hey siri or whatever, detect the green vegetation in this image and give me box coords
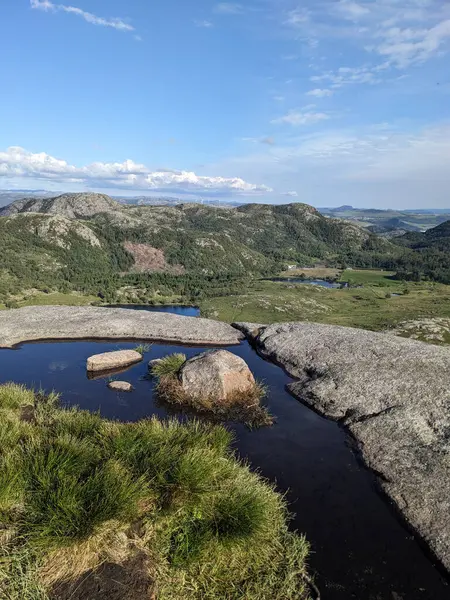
[151,354,272,428]
[0,197,400,306]
[133,343,152,356]
[2,194,450,317]
[200,275,450,337]
[0,383,309,600]
[339,269,398,286]
[151,353,187,378]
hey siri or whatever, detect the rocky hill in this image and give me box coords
[0,192,119,219]
[0,192,398,303]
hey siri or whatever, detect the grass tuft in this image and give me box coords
[22,438,147,551]
[133,343,152,356]
[151,353,187,378]
[0,383,35,410]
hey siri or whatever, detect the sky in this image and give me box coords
[1,0,450,208]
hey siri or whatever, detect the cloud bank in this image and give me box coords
[0,147,271,196]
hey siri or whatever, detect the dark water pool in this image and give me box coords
[105,304,200,317]
[267,277,343,288]
[0,339,448,599]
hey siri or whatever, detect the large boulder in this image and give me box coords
[87,350,142,372]
[179,350,255,401]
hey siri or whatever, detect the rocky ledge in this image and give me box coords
[0,306,243,347]
[234,321,450,573]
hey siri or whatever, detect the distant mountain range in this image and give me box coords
[1,192,448,228]
[320,205,450,234]
[0,190,241,209]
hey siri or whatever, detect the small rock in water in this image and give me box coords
[148,359,163,370]
[87,350,143,372]
[108,381,133,392]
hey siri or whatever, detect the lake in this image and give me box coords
[267,277,344,288]
[105,304,200,317]
[0,334,448,598]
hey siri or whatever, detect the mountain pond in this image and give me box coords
[266,277,344,287]
[0,305,448,599]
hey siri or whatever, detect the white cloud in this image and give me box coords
[310,64,388,88]
[335,1,370,20]
[214,3,243,15]
[285,7,310,27]
[209,121,450,208]
[272,110,330,126]
[280,0,450,78]
[284,191,298,197]
[194,19,214,28]
[30,0,134,32]
[375,19,450,67]
[0,147,271,196]
[307,88,334,97]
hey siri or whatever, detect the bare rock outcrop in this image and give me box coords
[0,306,243,348]
[234,320,450,572]
[179,350,255,402]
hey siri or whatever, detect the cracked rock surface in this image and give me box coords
[234,320,450,572]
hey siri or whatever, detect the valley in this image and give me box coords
[1,192,450,343]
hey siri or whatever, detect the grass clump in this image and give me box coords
[151,353,187,377]
[133,343,152,355]
[0,383,311,600]
[152,354,273,428]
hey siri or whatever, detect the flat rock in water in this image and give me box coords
[234,320,450,572]
[87,350,142,372]
[0,306,243,347]
[179,349,255,401]
[107,380,133,392]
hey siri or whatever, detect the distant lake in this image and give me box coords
[106,304,200,317]
[267,277,343,288]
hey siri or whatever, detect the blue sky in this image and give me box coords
[1,0,449,208]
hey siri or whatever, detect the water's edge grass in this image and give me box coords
[0,383,311,600]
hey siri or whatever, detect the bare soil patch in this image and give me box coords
[124,242,184,274]
[50,554,155,600]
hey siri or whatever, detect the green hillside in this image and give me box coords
[392,220,450,284]
[0,194,398,304]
